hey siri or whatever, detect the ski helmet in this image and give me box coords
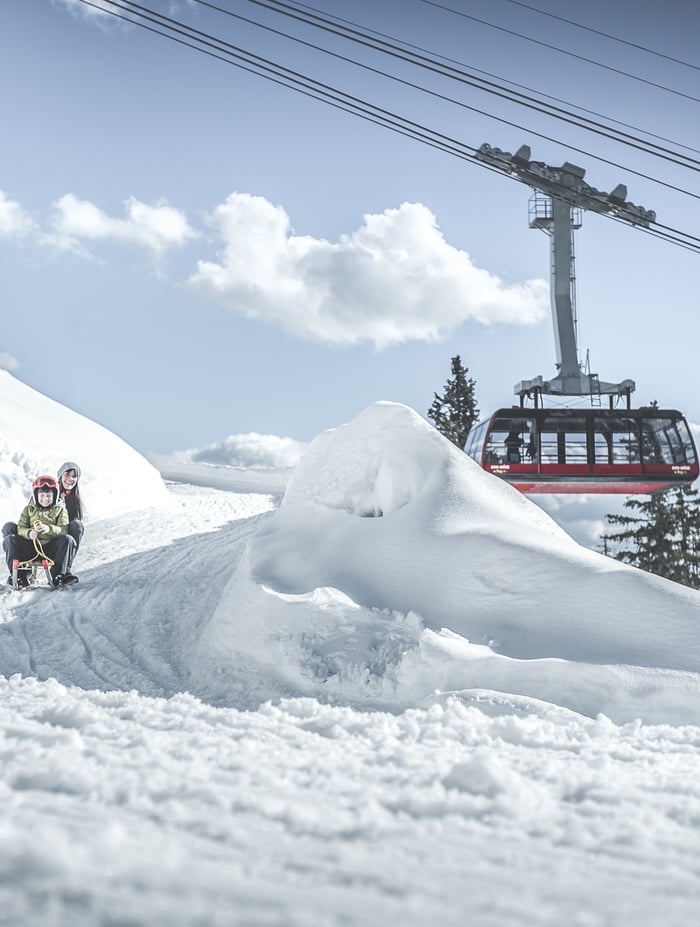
[33,475,58,507]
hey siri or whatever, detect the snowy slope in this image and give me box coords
[1,379,698,724]
[0,369,168,522]
[1,378,700,926]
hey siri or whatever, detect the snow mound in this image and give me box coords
[283,401,570,539]
[0,370,168,521]
[199,402,700,723]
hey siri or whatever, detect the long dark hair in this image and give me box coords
[57,464,84,521]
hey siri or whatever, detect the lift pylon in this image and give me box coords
[475,143,655,405]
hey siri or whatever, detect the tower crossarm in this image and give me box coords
[476,143,656,228]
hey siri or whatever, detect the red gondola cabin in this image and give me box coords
[464,407,698,494]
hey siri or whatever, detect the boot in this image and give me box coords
[54,573,79,588]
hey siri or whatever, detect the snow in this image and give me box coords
[0,370,167,521]
[1,372,700,926]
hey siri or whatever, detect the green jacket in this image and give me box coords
[18,501,69,540]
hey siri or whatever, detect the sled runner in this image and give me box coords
[8,535,79,591]
[10,556,54,591]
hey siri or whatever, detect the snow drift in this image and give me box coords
[200,401,700,723]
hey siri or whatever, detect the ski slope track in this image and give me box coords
[0,486,275,702]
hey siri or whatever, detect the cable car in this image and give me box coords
[465,144,699,495]
[465,407,698,494]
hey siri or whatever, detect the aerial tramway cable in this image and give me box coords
[76,0,700,254]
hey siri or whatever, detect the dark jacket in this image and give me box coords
[61,489,81,522]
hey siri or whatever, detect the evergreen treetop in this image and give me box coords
[427,355,479,449]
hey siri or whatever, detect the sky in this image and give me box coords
[1,0,698,461]
[1,372,700,925]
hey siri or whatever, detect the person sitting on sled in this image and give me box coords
[3,476,78,588]
[57,461,84,556]
[3,460,85,558]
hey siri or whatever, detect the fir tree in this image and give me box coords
[670,486,700,587]
[427,355,479,448]
[601,485,700,588]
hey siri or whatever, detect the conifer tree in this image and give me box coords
[669,485,700,587]
[427,355,479,448]
[601,485,700,588]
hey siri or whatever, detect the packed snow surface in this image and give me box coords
[1,373,699,926]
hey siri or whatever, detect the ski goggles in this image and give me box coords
[34,477,58,490]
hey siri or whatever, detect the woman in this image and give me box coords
[57,461,85,554]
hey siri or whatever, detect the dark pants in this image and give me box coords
[3,520,83,556]
[4,532,76,579]
[67,519,84,549]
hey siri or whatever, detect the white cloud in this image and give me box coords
[48,194,198,257]
[181,433,307,469]
[51,0,126,26]
[0,191,34,238]
[53,0,194,28]
[0,353,19,373]
[189,194,549,348]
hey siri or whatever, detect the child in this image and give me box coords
[3,476,78,588]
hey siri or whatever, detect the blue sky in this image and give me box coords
[1,0,698,456]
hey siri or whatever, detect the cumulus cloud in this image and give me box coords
[0,191,34,238]
[0,353,20,373]
[189,194,549,348]
[182,433,307,469]
[48,194,197,257]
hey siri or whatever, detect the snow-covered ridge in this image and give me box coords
[0,370,168,522]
